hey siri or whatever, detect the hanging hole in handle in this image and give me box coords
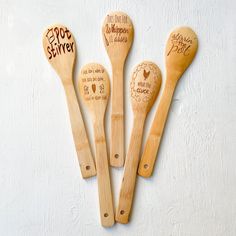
[114,154,119,159]
[120,210,125,215]
[144,164,149,169]
[85,165,91,170]
[104,213,109,217]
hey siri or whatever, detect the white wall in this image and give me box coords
[0,0,235,235]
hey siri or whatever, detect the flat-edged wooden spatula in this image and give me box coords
[42,24,96,179]
[138,26,198,178]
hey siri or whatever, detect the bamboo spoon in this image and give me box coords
[138,27,198,178]
[116,61,162,223]
[102,12,134,167]
[78,63,114,227]
[42,24,96,178]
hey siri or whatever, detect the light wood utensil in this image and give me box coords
[138,26,198,178]
[116,61,162,223]
[78,63,114,227]
[42,24,96,179]
[102,12,134,167]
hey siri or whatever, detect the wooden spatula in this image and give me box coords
[78,63,114,227]
[138,26,198,178]
[116,61,162,223]
[42,24,96,179]
[102,12,134,167]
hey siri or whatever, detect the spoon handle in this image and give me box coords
[94,120,114,227]
[110,64,125,167]
[64,82,96,178]
[116,114,146,223]
[138,79,176,177]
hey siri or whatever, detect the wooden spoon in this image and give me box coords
[116,61,162,223]
[42,24,96,178]
[102,11,134,167]
[138,26,198,178]
[78,63,114,227]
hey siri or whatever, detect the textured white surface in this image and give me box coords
[0,0,236,235]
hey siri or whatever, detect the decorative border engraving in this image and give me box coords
[131,62,159,103]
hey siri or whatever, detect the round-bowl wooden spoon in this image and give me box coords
[102,11,134,167]
[42,24,96,179]
[78,63,114,227]
[116,61,162,223]
[138,26,198,177]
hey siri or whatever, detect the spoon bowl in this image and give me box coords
[130,62,162,113]
[102,11,134,62]
[78,63,110,117]
[166,26,198,80]
[43,24,76,83]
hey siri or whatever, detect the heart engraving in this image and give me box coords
[92,84,96,93]
[143,69,150,79]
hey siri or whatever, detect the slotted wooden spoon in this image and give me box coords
[78,63,114,227]
[138,26,198,177]
[42,24,96,178]
[102,11,134,167]
[116,61,162,223]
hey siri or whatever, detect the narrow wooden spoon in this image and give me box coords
[102,12,134,167]
[78,63,114,227]
[42,24,96,178]
[138,27,198,178]
[116,61,162,223]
